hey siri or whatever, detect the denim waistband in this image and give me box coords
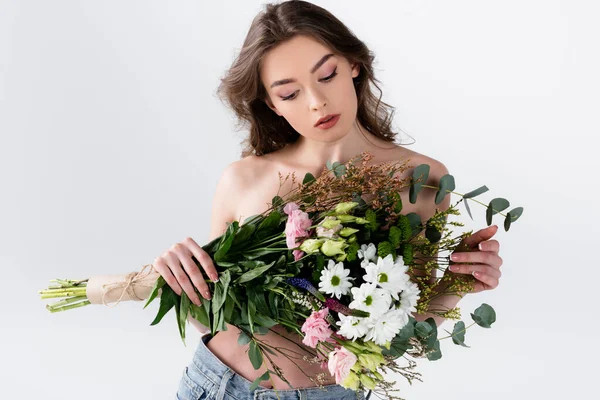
[190,332,365,400]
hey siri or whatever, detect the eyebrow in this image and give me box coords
[269,53,335,89]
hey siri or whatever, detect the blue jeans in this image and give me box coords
[176,332,366,399]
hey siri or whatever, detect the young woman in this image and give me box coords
[152,1,504,399]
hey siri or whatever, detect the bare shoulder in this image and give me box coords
[391,147,451,218]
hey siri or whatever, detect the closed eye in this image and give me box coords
[280,67,338,101]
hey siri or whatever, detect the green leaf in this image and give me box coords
[435,174,455,205]
[189,302,210,328]
[463,185,489,199]
[504,212,512,231]
[471,303,496,328]
[425,223,442,243]
[489,198,510,215]
[486,203,493,225]
[248,300,256,333]
[333,163,347,178]
[463,198,474,220]
[237,330,252,345]
[236,260,276,284]
[150,286,177,326]
[173,292,185,346]
[212,270,231,314]
[253,313,278,328]
[303,173,316,185]
[382,319,414,359]
[179,292,190,344]
[409,164,430,204]
[224,292,235,321]
[257,211,281,233]
[214,221,239,262]
[248,341,263,369]
[415,321,433,338]
[405,212,421,236]
[507,206,523,222]
[271,195,284,208]
[232,223,256,247]
[426,340,442,361]
[250,370,270,391]
[448,321,470,347]
[144,275,166,309]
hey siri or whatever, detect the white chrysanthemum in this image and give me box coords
[318,259,354,299]
[363,254,410,300]
[364,307,410,345]
[357,243,377,262]
[336,313,372,341]
[349,282,391,319]
[398,280,421,314]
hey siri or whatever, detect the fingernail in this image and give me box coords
[212,276,219,283]
[449,265,459,272]
[451,254,460,261]
[478,242,484,251]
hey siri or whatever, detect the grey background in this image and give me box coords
[1,0,597,398]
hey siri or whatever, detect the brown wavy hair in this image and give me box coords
[217,0,412,158]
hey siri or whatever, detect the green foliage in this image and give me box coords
[382,317,415,359]
[365,209,378,230]
[471,303,496,328]
[435,174,455,205]
[409,164,430,204]
[377,241,393,258]
[388,226,402,248]
[144,275,165,309]
[248,341,263,369]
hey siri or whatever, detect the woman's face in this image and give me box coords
[260,35,360,143]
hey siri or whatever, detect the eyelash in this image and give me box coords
[280,68,338,101]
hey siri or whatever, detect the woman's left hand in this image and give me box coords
[446,224,503,294]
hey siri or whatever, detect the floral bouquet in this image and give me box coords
[39,152,523,399]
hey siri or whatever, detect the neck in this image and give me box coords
[288,119,396,169]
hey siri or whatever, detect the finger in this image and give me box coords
[184,237,219,282]
[461,225,499,250]
[165,251,205,303]
[153,257,182,296]
[448,263,501,280]
[174,246,212,302]
[478,239,500,253]
[472,270,499,290]
[450,251,503,268]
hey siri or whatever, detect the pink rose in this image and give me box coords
[285,208,312,249]
[283,202,300,215]
[301,308,334,348]
[327,346,357,384]
[293,249,305,261]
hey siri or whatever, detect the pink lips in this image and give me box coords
[315,114,340,129]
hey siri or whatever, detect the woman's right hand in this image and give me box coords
[152,237,219,306]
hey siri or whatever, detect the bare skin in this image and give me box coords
[152,34,455,391]
[155,33,505,393]
[204,141,444,390]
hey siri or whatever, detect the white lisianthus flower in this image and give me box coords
[398,280,421,314]
[357,243,377,262]
[364,307,410,345]
[363,254,410,300]
[349,282,391,319]
[336,313,372,341]
[318,259,354,299]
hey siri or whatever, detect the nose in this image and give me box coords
[308,88,328,111]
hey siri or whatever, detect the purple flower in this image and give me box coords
[325,298,370,318]
[286,278,325,302]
